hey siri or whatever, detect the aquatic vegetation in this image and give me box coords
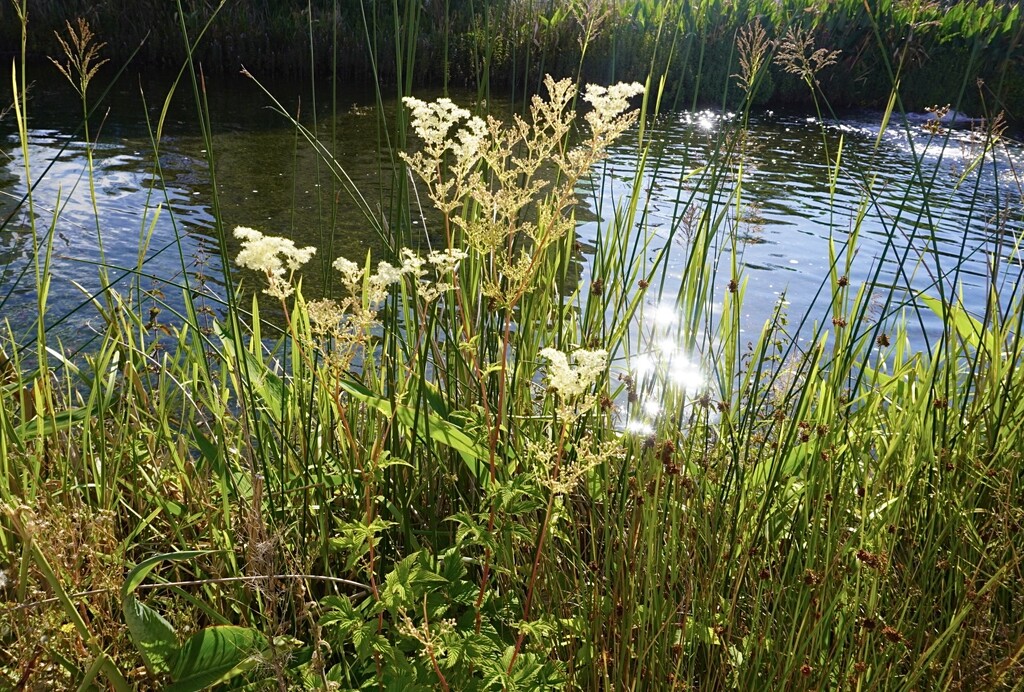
[1,2,1023,690]
[3,1,1022,125]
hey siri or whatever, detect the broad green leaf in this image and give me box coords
[190,422,221,472]
[168,626,267,692]
[123,594,177,676]
[921,294,983,351]
[418,378,450,419]
[14,405,89,438]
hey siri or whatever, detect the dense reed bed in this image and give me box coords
[1,0,1023,689]
[2,0,1023,126]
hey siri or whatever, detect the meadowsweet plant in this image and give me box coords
[5,4,1024,689]
[540,346,608,398]
[401,75,643,301]
[233,226,317,299]
[301,248,467,369]
[203,77,646,687]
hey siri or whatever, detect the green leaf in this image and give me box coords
[167,626,267,692]
[415,377,451,420]
[190,422,222,472]
[215,322,286,421]
[123,594,177,676]
[920,294,984,351]
[339,379,490,483]
[122,550,210,598]
[14,405,90,438]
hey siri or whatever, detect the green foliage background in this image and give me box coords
[2,0,1022,123]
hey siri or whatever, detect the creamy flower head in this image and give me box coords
[582,81,645,137]
[306,298,343,333]
[332,256,363,286]
[233,226,315,299]
[451,114,488,160]
[427,248,468,273]
[583,82,645,119]
[401,96,487,170]
[372,261,403,286]
[403,97,469,144]
[331,255,403,303]
[400,248,427,278]
[540,347,608,397]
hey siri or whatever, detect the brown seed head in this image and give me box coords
[881,626,902,643]
[856,549,883,569]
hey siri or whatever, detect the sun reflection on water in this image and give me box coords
[622,301,710,436]
[680,110,735,133]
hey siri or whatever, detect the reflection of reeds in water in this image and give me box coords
[1,1,1024,690]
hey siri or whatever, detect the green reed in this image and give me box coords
[4,1,1022,124]
[1,0,1023,689]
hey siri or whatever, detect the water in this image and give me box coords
[2,71,1022,366]
[0,69,393,354]
[585,109,1023,360]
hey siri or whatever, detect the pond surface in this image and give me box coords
[588,108,1024,371]
[2,68,1022,365]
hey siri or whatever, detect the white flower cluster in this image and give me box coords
[398,248,427,278]
[402,96,487,161]
[234,226,316,299]
[582,81,645,140]
[331,247,468,305]
[332,257,363,286]
[400,77,645,305]
[427,248,468,273]
[540,347,608,397]
[451,115,488,162]
[329,257,406,304]
[372,261,403,286]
